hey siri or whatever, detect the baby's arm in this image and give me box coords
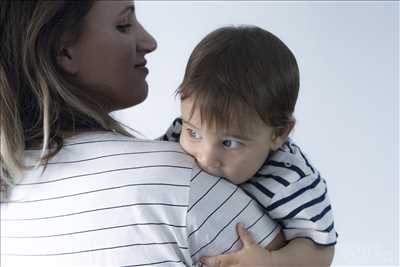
[269,237,335,266]
[243,142,337,264]
[201,223,334,267]
[202,147,338,266]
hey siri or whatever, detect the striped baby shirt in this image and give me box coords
[1,132,280,266]
[161,118,338,246]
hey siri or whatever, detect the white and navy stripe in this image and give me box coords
[1,132,279,266]
[162,118,338,246]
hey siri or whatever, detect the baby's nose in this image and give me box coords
[198,153,222,169]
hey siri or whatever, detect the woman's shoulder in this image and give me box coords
[45,132,193,168]
[63,131,184,151]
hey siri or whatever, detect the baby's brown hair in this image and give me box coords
[177,25,299,136]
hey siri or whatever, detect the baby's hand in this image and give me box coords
[200,223,274,267]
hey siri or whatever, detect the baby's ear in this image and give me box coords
[270,119,296,151]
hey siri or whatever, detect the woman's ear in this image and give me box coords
[57,45,79,75]
[270,119,296,151]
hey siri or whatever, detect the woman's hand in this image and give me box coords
[200,223,275,267]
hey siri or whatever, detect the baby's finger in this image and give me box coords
[237,223,256,247]
[200,254,237,267]
[200,255,222,267]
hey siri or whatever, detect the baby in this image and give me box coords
[161,25,337,266]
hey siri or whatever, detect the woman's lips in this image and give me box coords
[134,60,147,68]
[135,61,148,74]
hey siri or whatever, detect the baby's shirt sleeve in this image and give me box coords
[157,117,182,142]
[240,140,338,246]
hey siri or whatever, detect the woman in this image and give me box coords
[0,1,284,266]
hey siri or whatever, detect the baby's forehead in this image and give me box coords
[216,121,265,138]
[181,94,268,135]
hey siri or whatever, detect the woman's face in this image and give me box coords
[66,0,157,111]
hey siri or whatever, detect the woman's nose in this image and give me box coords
[136,22,157,54]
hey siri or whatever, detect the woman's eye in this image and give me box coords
[117,24,132,33]
[222,139,241,149]
[187,129,201,140]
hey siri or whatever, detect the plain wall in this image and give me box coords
[114,1,399,265]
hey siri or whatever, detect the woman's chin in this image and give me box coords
[116,85,149,110]
[132,83,149,105]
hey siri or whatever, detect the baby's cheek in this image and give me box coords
[239,164,260,182]
[180,137,194,156]
[225,166,251,185]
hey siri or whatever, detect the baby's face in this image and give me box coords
[179,98,279,184]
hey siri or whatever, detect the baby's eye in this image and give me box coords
[222,139,242,149]
[187,129,201,140]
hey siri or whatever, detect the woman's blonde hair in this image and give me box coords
[0,1,130,194]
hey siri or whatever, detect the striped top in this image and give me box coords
[161,118,338,246]
[0,132,280,267]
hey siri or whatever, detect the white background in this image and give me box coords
[114,1,399,265]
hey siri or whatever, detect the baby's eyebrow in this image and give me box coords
[223,133,253,142]
[215,126,253,141]
[182,119,199,129]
